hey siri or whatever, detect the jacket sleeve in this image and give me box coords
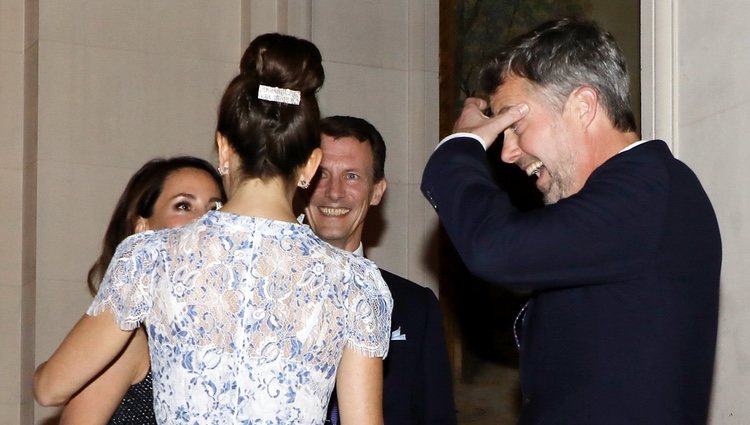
[421,138,667,290]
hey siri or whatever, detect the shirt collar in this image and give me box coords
[618,139,650,153]
[353,242,364,257]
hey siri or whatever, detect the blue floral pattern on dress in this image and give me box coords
[88,211,392,424]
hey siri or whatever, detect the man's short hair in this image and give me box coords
[480,17,637,132]
[320,116,386,182]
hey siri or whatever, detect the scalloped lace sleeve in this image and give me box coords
[345,258,393,358]
[87,232,159,330]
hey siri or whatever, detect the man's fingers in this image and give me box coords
[463,97,488,111]
[471,103,529,148]
[453,98,491,132]
[487,103,529,133]
[451,99,529,147]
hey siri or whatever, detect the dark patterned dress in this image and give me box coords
[107,370,157,425]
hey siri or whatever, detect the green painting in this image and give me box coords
[453,0,592,104]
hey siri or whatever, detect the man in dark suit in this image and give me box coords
[303,115,457,424]
[421,18,721,425]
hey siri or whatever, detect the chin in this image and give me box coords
[316,229,346,243]
[543,192,562,205]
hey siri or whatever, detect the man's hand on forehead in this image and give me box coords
[453,97,528,148]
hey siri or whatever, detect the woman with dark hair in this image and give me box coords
[57,156,226,424]
[35,33,392,425]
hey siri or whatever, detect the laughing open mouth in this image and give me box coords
[525,160,544,177]
[318,207,350,216]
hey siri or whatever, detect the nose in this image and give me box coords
[191,209,207,220]
[500,130,522,164]
[325,176,344,201]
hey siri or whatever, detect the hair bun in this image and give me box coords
[240,33,324,95]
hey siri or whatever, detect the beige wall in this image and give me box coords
[28,1,242,423]
[4,1,749,424]
[1,1,438,423]
[1,0,38,423]
[641,1,750,421]
[661,1,750,423]
[313,1,441,290]
[642,0,750,422]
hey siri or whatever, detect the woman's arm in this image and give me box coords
[34,309,135,407]
[58,327,151,425]
[335,347,384,425]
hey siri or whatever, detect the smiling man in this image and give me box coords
[304,122,386,253]
[422,18,721,425]
[304,115,457,425]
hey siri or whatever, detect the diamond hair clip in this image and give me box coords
[257,84,301,105]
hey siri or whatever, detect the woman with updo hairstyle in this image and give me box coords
[34,33,393,425]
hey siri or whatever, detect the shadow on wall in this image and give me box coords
[361,196,386,250]
[39,414,60,425]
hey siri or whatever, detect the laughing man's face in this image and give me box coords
[304,134,386,251]
[494,75,581,205]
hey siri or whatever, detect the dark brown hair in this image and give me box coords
[320,115,386,182]
[217,33,325,183]
[87,156,226,296]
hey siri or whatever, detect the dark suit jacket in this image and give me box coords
[379,269,457,425]
[421,138,721,425]
[327,268,457,424]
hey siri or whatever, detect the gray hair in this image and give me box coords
[480,18,636,132]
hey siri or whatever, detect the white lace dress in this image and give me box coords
[88,210,393,424]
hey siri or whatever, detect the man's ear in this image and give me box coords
[135,216,149,233]
[570,85,598,128]
[369,177,387,206]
